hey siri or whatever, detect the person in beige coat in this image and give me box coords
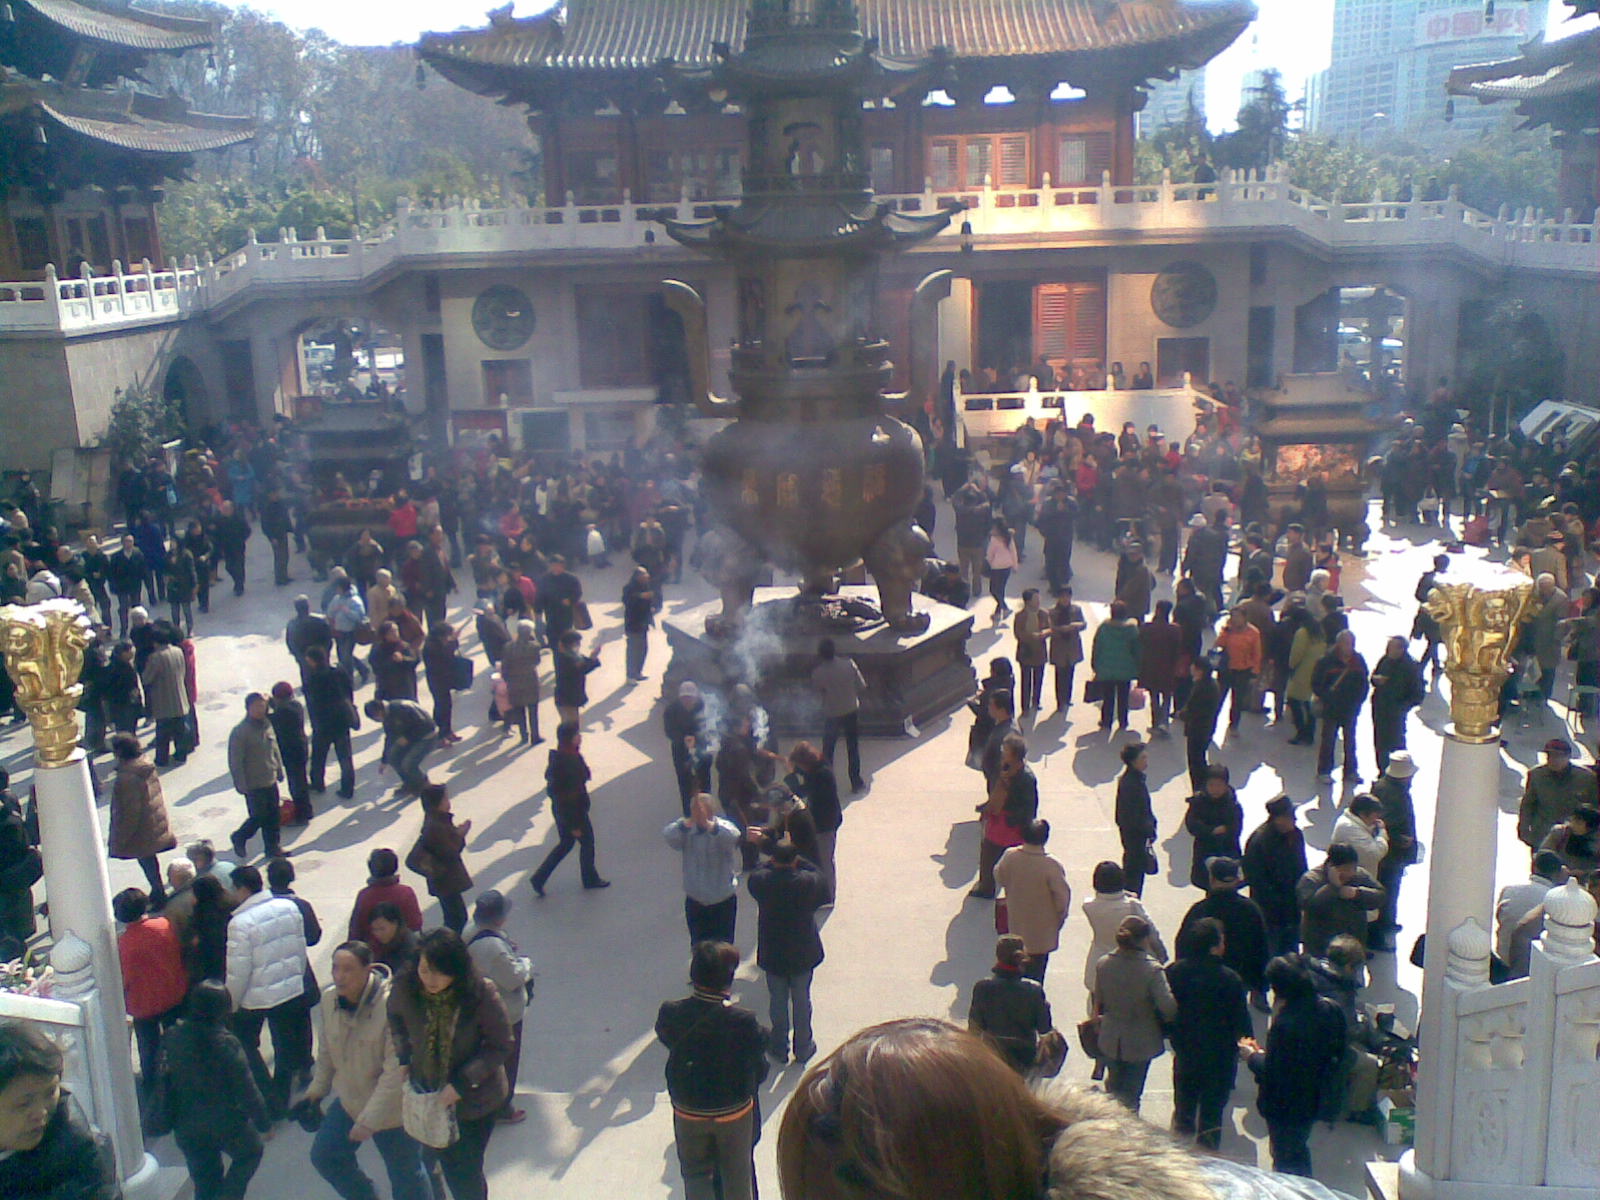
[304,942,433,1200]
[108,732,177,903]
[994,819,1070,982]
[1091,914,1177,1114]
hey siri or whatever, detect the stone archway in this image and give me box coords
[162,355,210,430]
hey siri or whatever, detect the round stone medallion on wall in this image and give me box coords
[472,284,536,351]
[1150,261,1218,329]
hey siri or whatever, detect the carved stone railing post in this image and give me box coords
[0,601,157,1197]
[1404,581,1538,1195]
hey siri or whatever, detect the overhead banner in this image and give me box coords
[1415,4,1534,46]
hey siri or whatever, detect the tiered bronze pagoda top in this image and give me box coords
[1,0,251,187]
[419,0,1256,110]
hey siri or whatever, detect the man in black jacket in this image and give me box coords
[302,648,356,799]
[284,595,333,677]
[1313,630,1370,785]
[363,698,438,799]
[1177,857,1270,1011]
[261,487,295,586]
[951,477,993,599]
[269,682,313,825]
[1165,917,1251,1150]
[1179,658,1222,791]
[1182,512,1228,612]
[1244,956,1347,1177]
[213,500,252,597]
[1368,635,1424,774]
[664,683,712,818]
[106,533,148,635]
[529,722,609,895]
[747,840,828,1064]
[655,941,768,1200]
[1368,751,1420,951]
[1242,795,1309,957]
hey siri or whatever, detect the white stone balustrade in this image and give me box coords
[3,167,1596,336]
[1404,882,1600,1199]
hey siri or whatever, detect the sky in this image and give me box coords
[246,0,1596,131]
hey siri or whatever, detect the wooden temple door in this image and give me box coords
[1033,281,1106,386]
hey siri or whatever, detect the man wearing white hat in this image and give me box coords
[1369,751,1419,952]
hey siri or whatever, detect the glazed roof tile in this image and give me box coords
[19,0,215,52]
[420,0,1256,76]
[18,81,254,154]
[1446,28,1600,105]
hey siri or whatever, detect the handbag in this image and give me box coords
[353,620,377,646]
[1076,1015,1103,1060]
[450,654,475,691]
[1034,1029,1069,1079]
[279,794,298,826]
[401,1083,459,1149]
[404,835,436,879]
[1129,686,1148,711]
[1083,678,1105,704]
[572,600,594,631]
[994,898,1009,935]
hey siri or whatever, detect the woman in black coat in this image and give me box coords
[184,874,230,985]
[164,980,270,1200]
[1114,741,1157,897]
[0,1023,118,1200]
[1183,765,1245,889]
[968,935,1052,1073]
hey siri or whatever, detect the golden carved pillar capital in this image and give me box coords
[1423,581,1539,743]
[0,599,94,767]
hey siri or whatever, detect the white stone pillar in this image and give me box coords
[1410,732,1500,1184]
[35,754,158,1197]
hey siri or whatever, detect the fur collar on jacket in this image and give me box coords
[1043,1087,1216,1200]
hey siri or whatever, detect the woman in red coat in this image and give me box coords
[1137,600,1185,734]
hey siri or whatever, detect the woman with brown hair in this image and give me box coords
[1090,914,1177,1113]
[387,929,511,1200]
[409,784,472,934]
[778,1017,1355,1200]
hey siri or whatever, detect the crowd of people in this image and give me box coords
[1,386,1599,1200]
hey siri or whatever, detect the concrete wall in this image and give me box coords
[0,337,77,472]
[0,322,228,472]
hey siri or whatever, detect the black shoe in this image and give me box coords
[231,832,249,859]
[310,783,327,794]
[583,879,612,890]
[337,788,354,800]
[793,1043,817,1063]
[530,879,546,898]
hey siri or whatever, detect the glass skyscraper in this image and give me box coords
[1306,0,1547,141]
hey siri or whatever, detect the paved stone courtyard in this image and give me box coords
[1,504,1568,1199]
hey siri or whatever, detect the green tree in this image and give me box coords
[1455,297,1564,424]
[99,385,185,469]
[1135,89,1213,183]
[1214,69,1294,173]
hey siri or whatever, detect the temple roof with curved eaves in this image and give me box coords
[419,0,1257,106]
[18,0,215,53]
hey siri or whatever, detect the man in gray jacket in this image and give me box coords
[140,625,191,766]
[229,693,285,859]
[466,890,534,1125]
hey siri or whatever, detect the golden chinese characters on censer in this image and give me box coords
[0,599,95,767]
[1423,581,1540,742]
